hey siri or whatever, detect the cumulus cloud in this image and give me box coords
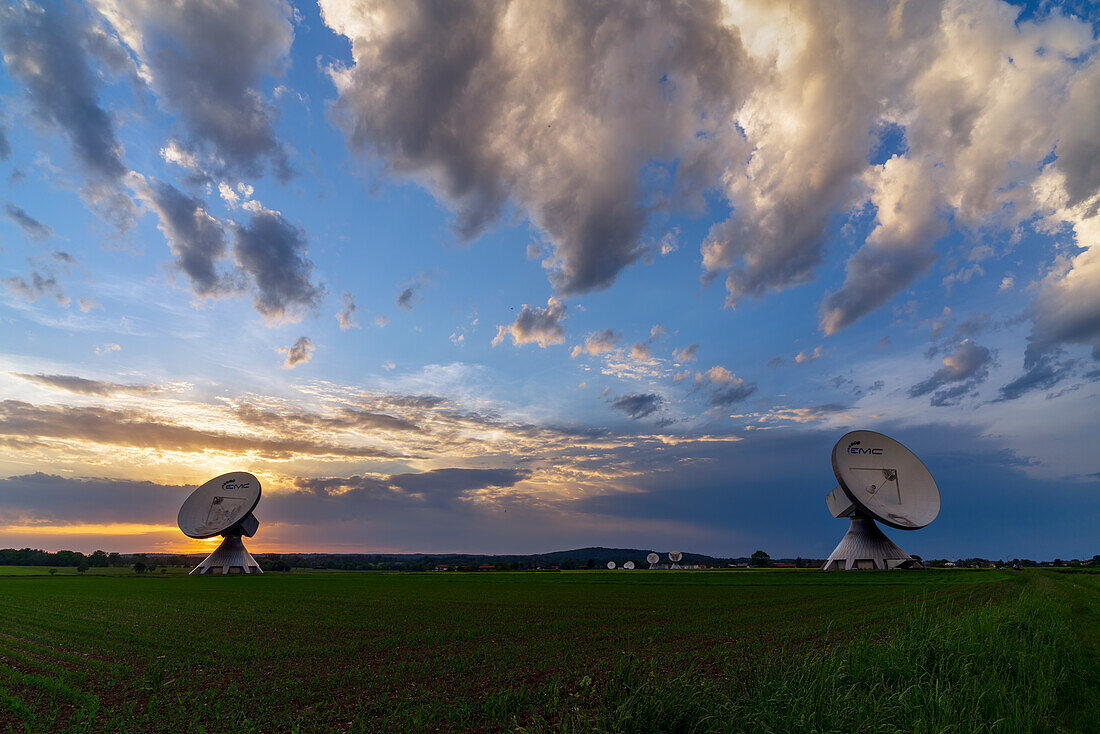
[10,373,160,396]
[571,329,620,358]
[94,0,295,179]
[232,206,324,323]
[336,291,359,330]
[0,0,133,225]
[135,179,228,296]
[673,343,699,363]
[321,0,749,294]
[795,346,824,364]
[610,392,663,420]
[3,270,69,306]
[4,203,53,240]
[996,350,1077,402]
[279,336,314,369]
[319,0,1100,379]
[493,297,566,348]
[909,339,993,406]
[697,366,757,406]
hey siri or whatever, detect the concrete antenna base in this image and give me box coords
[190,533,263,575]
[822,514,918,571]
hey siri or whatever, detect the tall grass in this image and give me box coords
[540,575,1095,733]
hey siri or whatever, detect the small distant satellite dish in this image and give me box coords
[824,431,940,571]
[623,561,635,570]
[646,552,659,569]
[668,550,682,569]
[178,472,263,575]
[607,561,617,570]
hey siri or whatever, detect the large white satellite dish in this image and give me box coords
[823,431,940,571]
[646,552,659,569]
[178,471,263,575]
[623,561,635,570]
[607,561,616,570]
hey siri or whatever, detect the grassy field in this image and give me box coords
[0,569,1095,733]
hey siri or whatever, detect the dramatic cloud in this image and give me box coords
[10,373,160,396]
[571,329,620,358]
[493,297,566,348]
[321,0,1100,374]
[294,468,530,506]
[4,203,53,240]
[94,0,295,179]
[278,336,314,369]
[336,292,359,329]
[396,287,416,311]
[0,1,126,181]
[996,350,1077,402]
[136,179,228,296]
[322,0,749,294]
[909,339,993,406]
[610,392,663,420]
[0,400,394,460]
[232,207,324,323]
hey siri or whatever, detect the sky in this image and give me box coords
[0,0,1098,560]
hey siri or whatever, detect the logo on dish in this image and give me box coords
[222,479,251,491]
[847,440,883,456]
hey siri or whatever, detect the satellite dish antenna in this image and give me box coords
[178,471,263,575]
[623,561,635,570]
[607,561,616,570]
[646,552,659,569]
[668,550,682,569]
[823,431,940,571]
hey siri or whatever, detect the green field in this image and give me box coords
[0,569,1095,733]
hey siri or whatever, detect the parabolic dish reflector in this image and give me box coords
[178,471,261,539]
[623,561,635,570]
[668,550,683,563]
[607,561,616,570]
[646,552,659,565]
[832,431,939,530]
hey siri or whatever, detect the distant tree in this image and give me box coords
[586,558,596,569]
[751,550,771,567]
[108,552,122,567]
[49,568,57,575]
[271,561,291,572]
[160,568,167,574]
[77,562,89,574]
[90,550,109,567]
[1091,555,1100,567]
[133,562,147,574]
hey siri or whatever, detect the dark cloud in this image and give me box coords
[820,240,938,335]
[98,0,295,179]
[10,373,160,396]
[233,403,422,434]
[232,207,324,323]
[0,400,395,460]
[954,312,992,338]
[493,297,566,348]
[0,114,10,160]
[396,286,416,310]
[323,0,749,294]
[996,351,1077,402]
[278,336,314,369]
[696,366,757,407]
[139,180,228,295]
[0,1,127,182]
[610,393,663,420]
[4,203,52,240]
[0,473,185,525]
[337,291,359,329]
[3,270,68,306]
[909,339,993,406]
